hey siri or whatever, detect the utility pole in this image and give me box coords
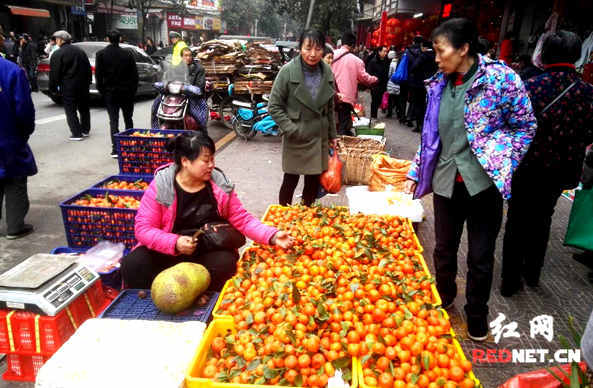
[305,0,315,29]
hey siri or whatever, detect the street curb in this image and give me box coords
[215,131,236,153]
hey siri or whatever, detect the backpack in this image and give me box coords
[390,52,408,84]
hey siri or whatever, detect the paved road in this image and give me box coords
[0,93,231,388]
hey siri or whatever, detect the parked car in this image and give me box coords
[37,42,162,104]
[149,46,172,64]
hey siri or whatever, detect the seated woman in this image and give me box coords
[151,47,209,132]
[121,132,293,290]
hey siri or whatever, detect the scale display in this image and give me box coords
[0,254,100,315]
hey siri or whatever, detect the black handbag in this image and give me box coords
[192,222,246,252]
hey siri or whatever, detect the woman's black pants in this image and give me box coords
[433,182,503,321]
[502,168,564,286]
[279,173,320,206]
[121,245,238,291]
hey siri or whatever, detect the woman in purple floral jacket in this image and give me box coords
[404,18,537,341]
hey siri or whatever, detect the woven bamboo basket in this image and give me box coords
[337,136,386,185]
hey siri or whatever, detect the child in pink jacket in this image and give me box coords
[121,133,293,290]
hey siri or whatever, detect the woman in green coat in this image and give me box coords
[268,30,338,206]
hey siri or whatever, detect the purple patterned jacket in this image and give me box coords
[407,55,537,200]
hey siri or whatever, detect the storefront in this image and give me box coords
[0,1,70,41]
[166,11,221,46]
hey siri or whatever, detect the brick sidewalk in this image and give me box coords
[216,91,593,387]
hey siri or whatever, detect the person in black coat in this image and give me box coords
[49,30,92,141]
[95,30,139,157]
[366,46,390,118]
[18,35,38,92]
[406,38,437,132]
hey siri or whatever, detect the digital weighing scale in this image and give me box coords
[0,254,100,315]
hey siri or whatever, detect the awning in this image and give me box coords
[8,6,51,18]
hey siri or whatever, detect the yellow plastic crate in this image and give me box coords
[356,309,480,388]
[414,253,442,306]
[186,318,358,388]
[211,279,234,320]
[407,218,424,253]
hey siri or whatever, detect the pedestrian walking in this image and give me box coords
[385,49,401,119]
[366,46,390,119]
[44,36,58,58]
[404,18,537,341]
[3,32,17,63]
[501,30,593,296]
[49,30,92,141]
[0,56,37,239]
[268,29,338,207]
[406,38,437,132]
[95,30,139,158]
[331,32,377,136]
[18,34,38,92]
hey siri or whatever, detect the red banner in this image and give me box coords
[166,13,182,29]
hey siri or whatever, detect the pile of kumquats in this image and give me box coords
[203,205,477,388]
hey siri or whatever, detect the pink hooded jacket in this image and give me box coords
[331,47,377,106]
[134,164,278,256]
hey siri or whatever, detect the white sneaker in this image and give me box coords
[69,136,83,141]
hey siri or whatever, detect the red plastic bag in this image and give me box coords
[320,147,343,194]
[499,363,588,388]
[380,91,389,110]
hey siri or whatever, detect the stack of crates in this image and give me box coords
[59,129,190,251]
[0,280,109,382]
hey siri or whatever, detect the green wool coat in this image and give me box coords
[268,56,337,175]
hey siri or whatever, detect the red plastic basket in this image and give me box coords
[3,353,48,382]
[0,280,109,356]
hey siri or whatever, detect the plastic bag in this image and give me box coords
[380,92,389,110]
[499,363,587,388]
[368,154,412,192]
[320,147,343,194]
[77,241,125,273]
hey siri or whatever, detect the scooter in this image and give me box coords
[153,81,204,130]
[230,85,278,140]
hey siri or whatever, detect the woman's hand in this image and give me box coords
[404,179,417,195]
[271,231,294,249]
[176,235,197,255]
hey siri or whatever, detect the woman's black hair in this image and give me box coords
[541,30,582,65]
[431,18,479,56]
[477,37,491,55]
[323,45,334,57]
[165,132,215,166]
[299,29,325,50]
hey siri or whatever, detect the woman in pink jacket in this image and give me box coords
[121,132,293,290]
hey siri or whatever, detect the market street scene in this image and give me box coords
[1,0,593,387]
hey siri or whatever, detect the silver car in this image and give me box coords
[37,42,162,104]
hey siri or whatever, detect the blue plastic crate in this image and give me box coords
[92,174,153,192]
[114,129,191,176]
[50,246,124,290]
[99,289,219,323]
[59,189,142,250]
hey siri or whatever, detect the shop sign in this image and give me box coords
[167,13,183,28]
[203,17,221,31]
[113,13,138,29]
[183,16,196,29]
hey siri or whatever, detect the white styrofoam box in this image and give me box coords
[352,117,370,127]
[346,186,424,222]
[35,318,206,388]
